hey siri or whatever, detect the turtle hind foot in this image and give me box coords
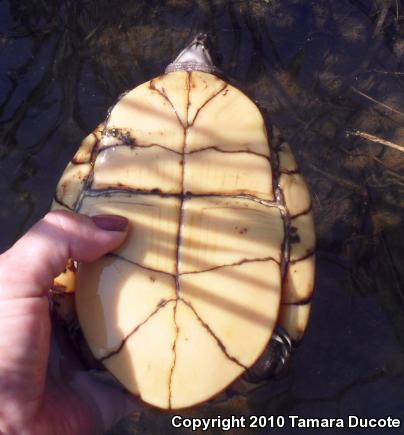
[243,326,292,383]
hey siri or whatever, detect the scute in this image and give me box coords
[179,259,281,367]
[55,162,91,209]
[278,141,298,173]
[92,145,183,194]
[278,303,311,341]
[102,301,177,409]
[180,197,284,273]
[170,301,243,409]
[104,80,184,152]
[79,194,180,275]
[186,80,270,155]
[188,71,227,124]
[290,212,316,261]
[183,149,273,199]
[283,255,315,303]
[76,255,176,360]
[51,64,316,410]
[279,173,311,217]
[72,123,104,163]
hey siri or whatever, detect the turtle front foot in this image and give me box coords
[243,326,292,383]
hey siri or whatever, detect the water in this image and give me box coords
[0,0,403,433]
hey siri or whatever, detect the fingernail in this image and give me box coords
[92,214,128,232]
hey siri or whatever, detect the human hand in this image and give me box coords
[0,210,138,435]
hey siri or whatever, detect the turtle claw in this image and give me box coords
[243,326,292,383]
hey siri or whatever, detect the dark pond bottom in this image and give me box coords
[0,1,403,434]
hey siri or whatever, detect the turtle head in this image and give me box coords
[165,33,221,75]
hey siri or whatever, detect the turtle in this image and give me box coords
[50,34,316,410]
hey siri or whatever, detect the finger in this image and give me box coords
[0,210,128,300]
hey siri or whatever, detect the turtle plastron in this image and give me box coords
[50,34,316,410]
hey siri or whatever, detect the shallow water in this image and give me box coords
[0,0,403,433]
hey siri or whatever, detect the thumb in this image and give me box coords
[0,210,128,300]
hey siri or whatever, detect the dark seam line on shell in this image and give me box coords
[242,196,279,207]
[97,142,183,156]
[74,133,100,212]
[101,128,135,149]
[99,299,176,362]
[272,140,290,152]
[281,294,313,306]
[53,195,73,210]
[167,71,191,408]
[188,82,228,126]
[71,130,101,164]
[280,169,300,175]
[173,71,190,291]
[168,303,178,409]
[187,146,270,160]
[185,192,276,206]
[84,187,278,205]
[272,138,315,316]
[263,114,276,202]
[71,159,91,165]
[268,138,291,340]
[95,142,270,160]
[180,298,247,369]
[290,204,313,219]
[106,253,176,277]
[85,188,181,198]
[179,256,280,275]
[150,79,186,130]
[290,250,315,264]
[275,180,290,284]
[184,193,276,203]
